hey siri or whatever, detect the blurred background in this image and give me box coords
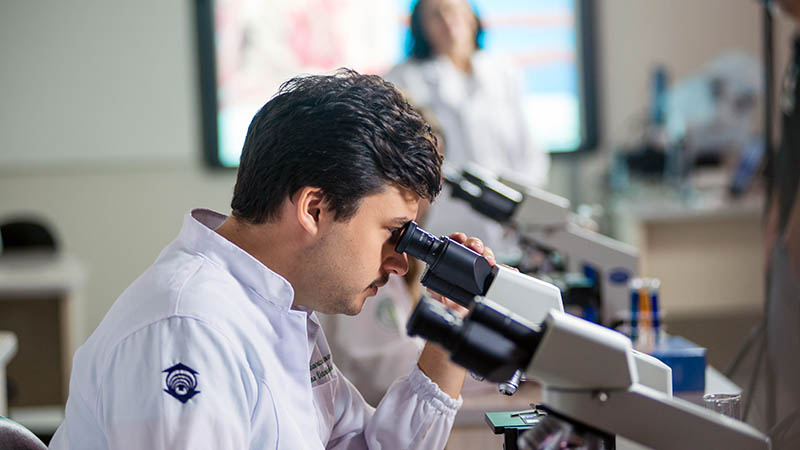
[0,0,795,447]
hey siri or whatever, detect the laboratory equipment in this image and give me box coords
[407,296,769,449]
[395,220,564,326]
[704,393,742,421]
[395,222,771,449]
[442,164,638,325]
[395,220,564,395]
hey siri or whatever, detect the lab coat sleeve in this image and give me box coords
[97,317,262,450]
[326,364,462,450]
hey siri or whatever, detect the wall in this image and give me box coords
[0,0,794,343]
[550,0,795,204]
[0,0,238,340]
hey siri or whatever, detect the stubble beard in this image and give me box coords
[304,228,368,316]
[317,286,364,316]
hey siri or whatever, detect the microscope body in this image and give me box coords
[395,220,564,325]
[527,309,768,450]
[419,294,770,449]
[510,183,640,325]
[484,264,564,325]
[446,164,639,324]
[396,220,769,449]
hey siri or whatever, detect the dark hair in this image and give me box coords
[231,69,442,224]
[407,0,484,60]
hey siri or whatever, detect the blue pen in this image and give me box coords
[629,279,641,343]
[650,279,661,344]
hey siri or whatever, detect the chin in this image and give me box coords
[342,295,368,316]
[340,305,362,317]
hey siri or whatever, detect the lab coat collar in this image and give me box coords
[178,209,296,310]
[423,55,467,107]
[419,51,494,107]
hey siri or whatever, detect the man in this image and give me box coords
[49,70,493,449]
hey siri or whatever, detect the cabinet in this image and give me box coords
[0,254,85,432]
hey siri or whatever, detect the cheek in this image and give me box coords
[368,238,393,273]
[349,236,383,279]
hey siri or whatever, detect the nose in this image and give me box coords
[384,247,409,277]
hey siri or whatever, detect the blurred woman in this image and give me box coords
[385,0,549,257]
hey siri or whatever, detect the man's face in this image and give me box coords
[304,185,420,315]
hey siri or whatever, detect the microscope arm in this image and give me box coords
[399,207,768,449]
[520,222,638,272]
[482,265,564,325]
[406,294,770,449]
[522,310,769,450]
[522,223,639,323]
[445,164,639,323]
[632,350,672,395]
[545,385,767,450]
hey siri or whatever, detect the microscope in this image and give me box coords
[442,164,638,326]
[395,220,564,326]
[395,221,770,449]
[395,220,564,394]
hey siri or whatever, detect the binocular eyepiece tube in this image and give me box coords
[393,220,443,266]
[395,221,496,307]
[395,220,545,387]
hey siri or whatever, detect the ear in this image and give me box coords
[293,186,331,236]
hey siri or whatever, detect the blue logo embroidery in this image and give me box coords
[163,363,200,403]
[608,269,631,285]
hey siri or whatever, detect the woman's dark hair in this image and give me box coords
[231,69,442,224]
[407,0,484,60]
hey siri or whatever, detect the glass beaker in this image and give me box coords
[703,393,742,420]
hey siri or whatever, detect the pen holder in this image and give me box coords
[627,277,662,352]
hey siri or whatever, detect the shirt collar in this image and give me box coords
[419,52,492,105]
[176,208,295,310]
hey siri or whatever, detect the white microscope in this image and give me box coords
[395,221,770,450]
[442,164,638,325]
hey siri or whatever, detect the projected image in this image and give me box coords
[475,0,583,153]
[199,0,594,167]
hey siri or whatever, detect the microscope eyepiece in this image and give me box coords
[394,221,496,307]
[395,221,443,266]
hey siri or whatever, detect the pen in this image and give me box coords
[640,280,651,349]
[651,279,661,344]
[629,278,641,343]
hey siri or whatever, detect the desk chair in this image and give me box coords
[0,219,57,254]
[0,417,47,450]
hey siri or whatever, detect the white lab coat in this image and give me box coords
[49,209,461,450]
[319,275,498,408]
[385,52,549,255]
